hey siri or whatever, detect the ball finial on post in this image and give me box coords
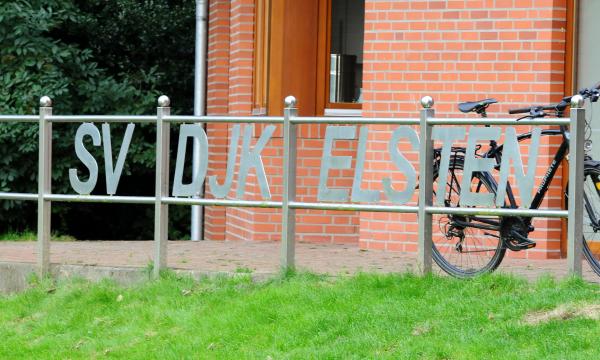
[284,95,297,108]
[39,96,52,107]
[157,95,171,107]
[571,94,584,109]
[420,96,434,109]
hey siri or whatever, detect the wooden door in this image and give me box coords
[268,0,320,116]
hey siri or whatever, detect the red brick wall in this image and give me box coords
[205,0,569,259]
[360,0,567,259]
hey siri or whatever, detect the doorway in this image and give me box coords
[577,0,600,156]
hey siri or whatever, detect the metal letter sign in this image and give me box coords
[318,125,421,204]
[384,126,419,204]
[236,124,275,199]
[70,123,135,195]
[103,123,135,195]
[433,126,540,207]
[70,123,101,195]
[352,126,379,202]
[318,126,356,202]
[170,124,273,199]
[313,125,541,207]
[208,124,241,198]
[496,127,541,207]
[68,122,541,207]
[432,127,466,205]
[172,124,209,197]
[461,127,501,206]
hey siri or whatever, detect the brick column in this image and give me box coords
[205,0,231,240]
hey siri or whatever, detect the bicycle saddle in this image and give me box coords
[458,98,498,113]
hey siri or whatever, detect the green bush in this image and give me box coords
[0,0,195,239]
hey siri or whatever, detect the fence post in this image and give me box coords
[37,96,53,277]
[568,95,585,276]
[281,96,298,270]
[418,96,435,275]
[154,95,171,278]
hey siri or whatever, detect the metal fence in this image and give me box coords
[0,95,585,277]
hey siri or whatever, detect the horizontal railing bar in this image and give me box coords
[290,117,419,125]
[0,115,39,123]
[427,118,571,126]
[0,115,574,127]
[426,206,568,218]
[162,197,282,208]
[44,194,155,204]
[289,201,419,213]
[164,115,284,124]
[3,115,571,126]
[0,192,38,201]
[1,191,569,218]
[47,115,157,123]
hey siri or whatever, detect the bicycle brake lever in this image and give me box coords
[530,108,546,118]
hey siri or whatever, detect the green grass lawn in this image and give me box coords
[0,271,599,359]
[0,231,75,241]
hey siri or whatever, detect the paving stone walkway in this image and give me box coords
[0,240,598,283]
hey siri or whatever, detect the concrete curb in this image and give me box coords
[0,262,275,294]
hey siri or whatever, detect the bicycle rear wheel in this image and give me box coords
[432,155,506,278]
[579,165,600,276]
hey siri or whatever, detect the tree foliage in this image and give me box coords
[0,0,195,239]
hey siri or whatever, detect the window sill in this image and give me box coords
[252,107,267,116]
[324,108,362,117]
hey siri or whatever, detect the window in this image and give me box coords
[316,0,365,115]
[327,0,365,107]
[252,0,270,115]
[252,0,365,116]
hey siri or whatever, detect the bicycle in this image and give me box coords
[431,85,600,278]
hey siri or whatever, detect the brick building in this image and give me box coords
[202,0,599,260]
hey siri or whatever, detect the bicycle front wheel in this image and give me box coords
[432,155,506,278]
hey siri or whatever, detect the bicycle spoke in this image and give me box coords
[432,156,505,278]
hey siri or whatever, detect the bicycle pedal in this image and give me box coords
[506,230,537,251]
[506,239,537,251]
[517,241,536,250]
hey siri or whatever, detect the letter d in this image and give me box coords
[172,124,209,197]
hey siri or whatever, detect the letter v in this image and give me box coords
[102,123,135,195]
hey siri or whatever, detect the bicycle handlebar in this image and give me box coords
[508,107,533,115]
[508,105,559,115]
[508,85,599,116]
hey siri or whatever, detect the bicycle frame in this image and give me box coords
[448,126,569,233]
[445,86,600,246]
[491,128,567,210]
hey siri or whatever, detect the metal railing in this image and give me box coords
[0,95,586,277]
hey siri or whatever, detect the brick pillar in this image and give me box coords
[205,0,231,240]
